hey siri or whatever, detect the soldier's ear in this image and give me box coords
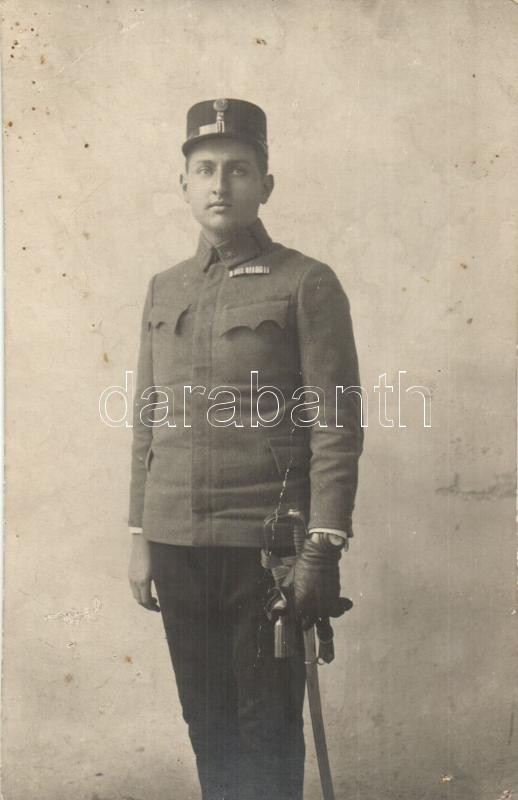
[260,174,274,205]
[180,173,190,204]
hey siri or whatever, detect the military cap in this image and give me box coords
[182,98,268,158]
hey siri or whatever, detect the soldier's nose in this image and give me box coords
[211,168,228,195]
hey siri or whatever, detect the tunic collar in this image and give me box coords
[195,219,273,271]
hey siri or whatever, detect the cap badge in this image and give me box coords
[213,98,228,133]
[213,99,229,112]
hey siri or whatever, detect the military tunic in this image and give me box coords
[129,219,362,547]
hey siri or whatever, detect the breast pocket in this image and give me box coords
[149,302,192,384]
[214,297,292,382]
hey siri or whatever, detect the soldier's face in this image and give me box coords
[181,139,274,242]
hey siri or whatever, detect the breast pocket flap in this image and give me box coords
[149,303,190,332]
[217,299,289,336]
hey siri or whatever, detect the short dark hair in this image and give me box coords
[185,139,268,176]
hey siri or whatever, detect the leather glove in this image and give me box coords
[293,534,352,630]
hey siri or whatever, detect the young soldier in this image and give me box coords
[128,99,363,800]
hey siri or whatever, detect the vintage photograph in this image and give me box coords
[2,2,517,799]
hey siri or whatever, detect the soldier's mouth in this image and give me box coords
[208,202,232,208]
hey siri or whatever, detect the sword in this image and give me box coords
[262,507,347,800]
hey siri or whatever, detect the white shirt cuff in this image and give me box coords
[309,528,349,549]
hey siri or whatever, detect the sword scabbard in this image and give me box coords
[303,626,336,800]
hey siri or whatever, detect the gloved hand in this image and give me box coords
[293,534,352,630]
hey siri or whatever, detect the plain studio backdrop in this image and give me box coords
[2,1,517,798]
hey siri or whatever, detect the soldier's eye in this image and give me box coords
[197,166,212,175]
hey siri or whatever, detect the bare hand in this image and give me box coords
[128,535,160,611]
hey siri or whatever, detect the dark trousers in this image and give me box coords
[149,543,306,800]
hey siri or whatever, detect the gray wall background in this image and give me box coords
[2,1,517,798]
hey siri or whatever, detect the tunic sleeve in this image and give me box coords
[128,278,155,528]
[296,262,363,535]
